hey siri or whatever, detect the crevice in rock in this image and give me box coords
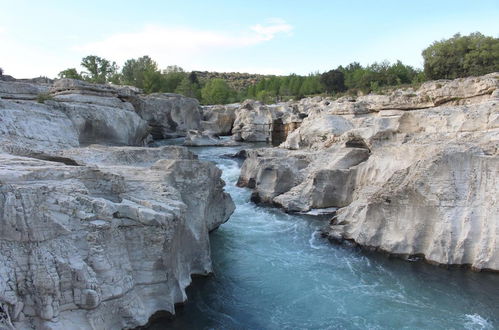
[345,137,370,152]
[26,153,81,166]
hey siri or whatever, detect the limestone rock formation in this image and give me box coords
[130,93,202,139]
[232,100,306,144]
[0,81,50,101]
[0,98,80,153]
[183,130,223,146]
[0,78,236,329]
[0,146,235,329]
[237,73,499,270]
[49,79,150,146]
[232,100,274,142]
[201,104,237,135]
[0,79,150,152]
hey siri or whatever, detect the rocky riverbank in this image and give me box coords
[0,79,234,329]
[0,72,497,328]
[235,73,499,271]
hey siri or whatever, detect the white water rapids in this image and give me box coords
[148,141,498,330]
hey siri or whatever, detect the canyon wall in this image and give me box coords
[0,79,235,329]
[237,73,499,271]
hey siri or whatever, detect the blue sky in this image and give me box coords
[1,0,498,78]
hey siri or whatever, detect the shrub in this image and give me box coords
[422,32,499,80]
[201,79,233,104]
[37,93,53,104]
[320,70,346,94]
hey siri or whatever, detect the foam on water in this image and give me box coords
[464,314,494,330]
[148,143,499,330]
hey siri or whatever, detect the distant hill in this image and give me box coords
[192,71,275,91]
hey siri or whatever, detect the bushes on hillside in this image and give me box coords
[55,32,497,104]
[422,32,499,80]
[201,79,235,104]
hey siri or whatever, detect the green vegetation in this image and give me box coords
[201,78,236,104]
[58,68,82,80]
[242,60,421,101]
[81,55,119,84]
[36,93,53,104]
[175,72,201,99]
[320,70,346,94]
[121,55,159,90]
[57,32,498,104]
[422,32,499,80]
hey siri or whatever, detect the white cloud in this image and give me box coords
[72,19,293,69]
[250,18,293,41]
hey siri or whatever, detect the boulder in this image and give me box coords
[183,130,223,146]
[232,100,274,142]
[201,104,237,135]
[231,100,306,144]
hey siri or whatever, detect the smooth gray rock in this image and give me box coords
[0,99,79,153]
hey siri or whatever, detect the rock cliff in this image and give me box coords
[237,73,499,271]
[0,79,235,329]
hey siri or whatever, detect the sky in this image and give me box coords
[0,0,498,78]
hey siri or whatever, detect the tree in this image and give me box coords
[143,70,164,93]
[201,79,233,104]
[80,55,118,84]
[320,70,346,94]
[0,67,3,76]
[161,66,186,92]
[422,32,499,80]
[58,68,83,80]
[121,56,159,89]
[175,76,201,99]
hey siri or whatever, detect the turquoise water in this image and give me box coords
[149,143,499,330]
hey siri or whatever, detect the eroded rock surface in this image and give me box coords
[232,100,307,144]
[237,73,499,270]
[130,93,202,139]
[0,78,236,329]
[201,104,237,135]
[0,146,234,329]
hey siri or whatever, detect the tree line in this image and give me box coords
[57,32,498,104]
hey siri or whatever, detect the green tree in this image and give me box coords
[256,90,275,104]
[80,55,118,84]
[320,70,346,94]
[121,55,159,89]
[161,66,186,92]
[58,68,83,80]
[143,70,164,93]
[201,78,233,104]
[175,76,201,99]
[188,71,200,85]
[422,32,499,79]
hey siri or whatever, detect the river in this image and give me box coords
[148,142,499,330]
